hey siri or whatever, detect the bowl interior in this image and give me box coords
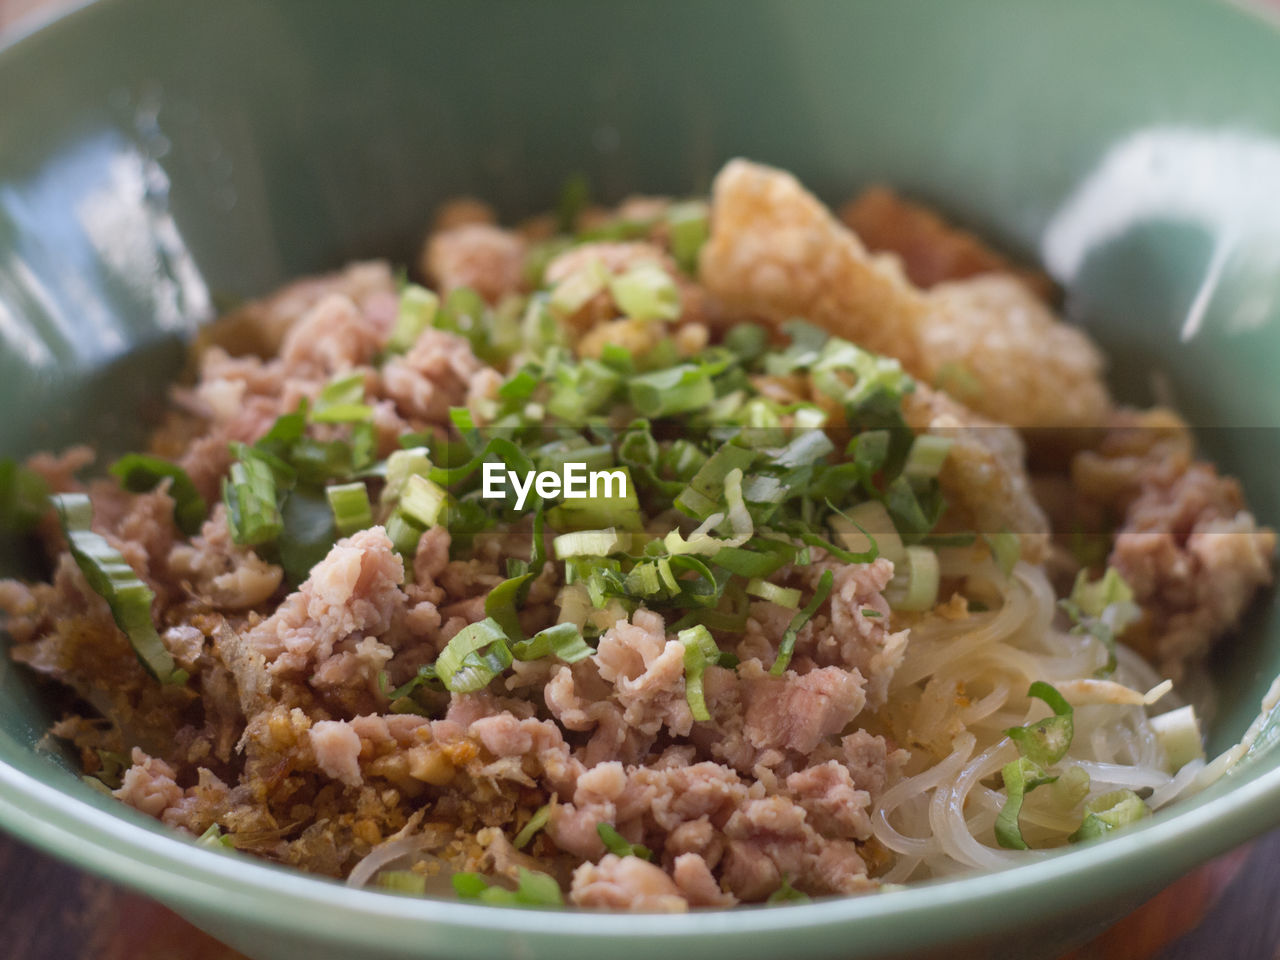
[4,1,1280,958]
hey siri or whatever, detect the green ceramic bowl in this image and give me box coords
[4,1,1280,957]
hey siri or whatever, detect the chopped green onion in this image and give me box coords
[1069,789,1150,844]
[664,468,753,556]
[195,823,235,850]
[595,822,654,861]
[667,200,710,276]
[983,531,1021,577]
[277,486,339,587]
[53,493,185,685]
[745,578,800,609]
[675,443,756,519]
[1006,681,1074,767]
[995,756,1058,850]
[628,364,717,419]
[312,371,373,423]
[1060,567,1140,678]
[886,545,939,612]
[109,454,207,535]
[679,624,723,722]
[378,870,427,895]
[222,447,284,545]
[1069,566,1134,618]
[434,617,512,693]
[388,284,440,353]
[723,323,769,363]
[514,804,552,850]
[553,528,625,559]
[0,458,50,534]
[829,500,904,568]
[1149,705,1205,773]
[549,258,609,315]
[385,511,425,558]
[382,447,433,502]
[388,663,441,701]
[511,622,593,663]
[766,875,811,904]
[902,434,953,480]
[326,482,373,536]
[546,358,622,423]
[400,474,448,528]
[547,466,642,533]
[609,262,680,321]
[452,867,563,908]
[770,569,835,676]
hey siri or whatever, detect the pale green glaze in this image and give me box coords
[3,1,1280,957]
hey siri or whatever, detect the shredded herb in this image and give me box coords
[770,569,835,675]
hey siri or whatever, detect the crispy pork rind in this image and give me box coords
[921,276,1111,429]
[700,159,928,371]
[701,160,1112,429]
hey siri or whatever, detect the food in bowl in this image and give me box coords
[0,159,1273,909]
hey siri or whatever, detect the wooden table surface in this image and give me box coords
[3,0,1280,958]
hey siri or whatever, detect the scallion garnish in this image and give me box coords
[510,622,592,663]
[769,569,834,676]
[982,531,1021,577]
[514,804,552,850]
[1006,681,1075,767]
[452,868,563,907]
[667,200,710,276]
[433,617,513,693]
[222,446,284,545]
[1068,789,1151,844]
[994,681,1075,849]
[901,434,953,480]
[678,624,726,722]
[745,578,801,609]
[325,482,373,536]
[1059,567,1140,678]
[109,454,207,535]
[885,545,939,612]
[595,822,654,861]
[628,363,718,419]
[609,262,680,321]
[53,493,186,685]
[378,871,427,896]
[994,756,1058,851]
[766,875,811,904]
[387,284,439,353]
[312,371,373,423]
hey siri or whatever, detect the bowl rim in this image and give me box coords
[3,0,1280,953]
[2,744,1280,950]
